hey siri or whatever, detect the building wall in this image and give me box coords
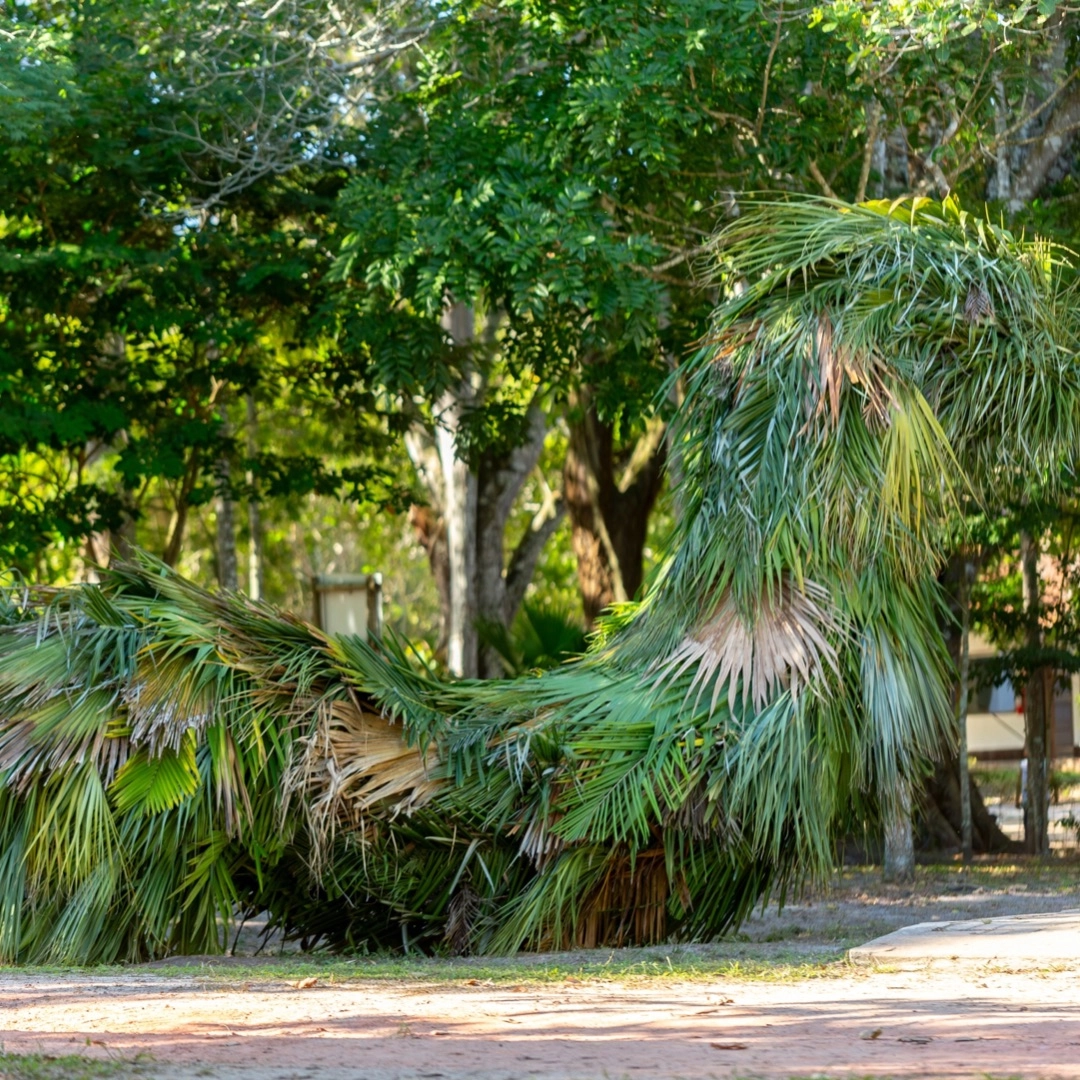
[966,677,1078,760]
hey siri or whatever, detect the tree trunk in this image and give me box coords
[882,784,915,884]
[82,439,138,576]
[408,503,451,656]
[432,302,481,677]
[1021,530,1050,855]
[919,758,1023,854]
[216,470,239,592]
[435,386,479,678]
[245,394,265,601]
[406,304,559,677]
[957,560,973,862]
[474,403,559,679]
[162,452,200,567]
[1008,84,1080,213]
[564,391,666,626]
[113,513,137,563]
[991,75,1011,204]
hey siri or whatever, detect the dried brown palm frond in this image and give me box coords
[445,881,483,955]
[657,578,840,713]
[290,696,442,866]
[123,673,212,755]
[93,725,130,787]
[807,313,893,430]
[574,848,671,950]
[964,281,994,324]
[697,320,762,384]
[515,810,564,866]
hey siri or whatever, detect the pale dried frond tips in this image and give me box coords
[516,812,564,867]
[806,313,893,431]
[289,697,442,872]
[655,578,840,714]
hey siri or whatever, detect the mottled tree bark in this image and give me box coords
[1021,531,1051,855]
[881,786,915,885]
[882,784,915,884]
[435,382,479,677]
[162,451,201,568]
[216,481,239,592]
[1008,84,1080,213]
[474,404,561,679]
[245,394,264,601]
[406,303,559,677]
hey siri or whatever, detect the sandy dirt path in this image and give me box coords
[3,965,1080,1079]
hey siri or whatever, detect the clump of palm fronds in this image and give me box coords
[2,196,1078,963]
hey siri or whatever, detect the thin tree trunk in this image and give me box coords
[855,98,881,203]
[474,403,552,679]
[162,453,200,567]
[410,404,555,678]
[405,426,453,660]
[504,483,563,620]
[872,131,887,199]
[957,560,973,863]
[992,75,1011,204]
[113,514,137,563]
[1021,530,1050,855]
[216,467,239,592]
[883,783,915,884]
[436,391,478,678]
[83,530,110,582]
[436,302,480,678]
[246,500,263,600]
[408,503,451,657]
[245,394,264,601]
[407,301,558,677]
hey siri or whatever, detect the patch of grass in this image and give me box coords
[0,1053,136,1080]
[1054,769,1080,802]
[837,858,1080,895]
[972,765,1080,803]
[971,766,1019,801]
[6,943,851,989]
[124,944,852,987]
[6,854,1071,993]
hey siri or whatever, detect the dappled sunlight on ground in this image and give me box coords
[3,966,1080,1079]
[2,862,1079,1079]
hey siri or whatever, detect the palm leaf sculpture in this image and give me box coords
[2,197,1078,963]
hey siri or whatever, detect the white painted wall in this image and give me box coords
[966,710,1026,755]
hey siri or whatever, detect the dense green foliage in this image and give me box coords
[0,2,413,589]
[4,1,1077,616]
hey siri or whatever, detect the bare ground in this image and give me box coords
[2,861,1079,1080]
